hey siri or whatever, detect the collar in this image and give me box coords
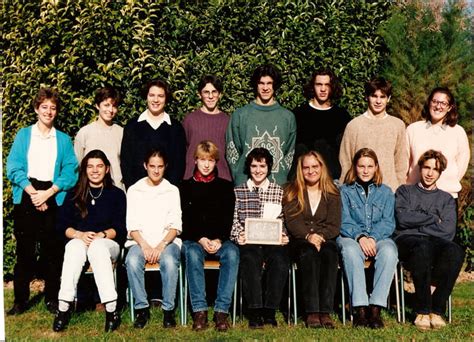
[137,110,171,129]
[417,182,437,191]
[425,120,447,130]
[363,111,388,119]
[193,169,216,183]
[246,178,270,193]
[32,123,56,138]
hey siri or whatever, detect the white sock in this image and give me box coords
[58,300,70,312]
[105,301,117,313]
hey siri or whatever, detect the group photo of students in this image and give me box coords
[5,63,470,335]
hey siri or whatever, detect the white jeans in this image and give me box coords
[58,238,120,303]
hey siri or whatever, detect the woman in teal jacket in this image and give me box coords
[6,88,78,315]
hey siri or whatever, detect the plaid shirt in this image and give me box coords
[230,181,284,242]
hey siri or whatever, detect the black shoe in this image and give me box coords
[105,310,121,332]
[262,308,278,327]
[163,309,176,328]
[369,305,384,329]
[353,306,369,328]
[53,309,72,332]
[7,303,27,315]
[133,307,150,329]
[46,301,59,314]
[248,309,264,329]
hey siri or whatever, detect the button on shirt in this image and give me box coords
[27,124,57,181]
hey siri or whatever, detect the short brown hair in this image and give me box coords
[421,87,458,127]
[365,77,392,98]
[194,140,220,161]
[94,86,121,106]
[417,149,447,174]
[33,87,60,112]
[344,148,383,186]
[141,79,171,102]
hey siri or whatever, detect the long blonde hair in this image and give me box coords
[284,151,339,216]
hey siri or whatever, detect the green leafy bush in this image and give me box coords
[1,1,393,276]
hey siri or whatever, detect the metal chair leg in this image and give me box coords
[291,263,297,325]
[341,270,346,325]
[400,264,405,323]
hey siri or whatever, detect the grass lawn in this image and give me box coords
[4,281,473,341]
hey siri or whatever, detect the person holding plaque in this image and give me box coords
[337,148,398,329]
[283,151,341,329]
[230,147,290,329]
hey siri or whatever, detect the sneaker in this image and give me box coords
[414,314,431,331]
[430,313,446,329]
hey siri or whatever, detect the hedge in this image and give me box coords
[2,0,394,276]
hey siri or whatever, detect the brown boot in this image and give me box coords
[353,306,369,328]
[306,312,321,328]
[192,310,208,331]
[214,312,230,332]
[369,305,384,329]
[319,313,335,329]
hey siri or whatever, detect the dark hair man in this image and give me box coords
[290,68,352,181]
[394,150,464,331]
[120,79,186,188]
[226,64,296,186]
[339,77,408,192]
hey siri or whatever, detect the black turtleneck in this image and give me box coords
[356,179,373,197]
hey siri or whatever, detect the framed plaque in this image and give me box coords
[244,218,282,245]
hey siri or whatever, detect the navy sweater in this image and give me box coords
[121,117,186,188]
[394,184,457,241]
[56,186,127,246]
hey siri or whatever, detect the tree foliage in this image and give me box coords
[379,0,474,128]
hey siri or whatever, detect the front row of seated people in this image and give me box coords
[51,141,462,332]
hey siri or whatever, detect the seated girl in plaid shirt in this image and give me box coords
[230,147,290,329]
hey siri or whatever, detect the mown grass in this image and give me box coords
[4,281,473,341]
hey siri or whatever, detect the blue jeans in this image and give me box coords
[337,237,398,307]
[125,243,180,311]
[182,240,239,313]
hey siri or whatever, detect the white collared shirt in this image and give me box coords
[246,177,270,193]
[137,110,172,130]
[27,123,57,181]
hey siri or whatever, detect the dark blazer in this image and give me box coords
[283,190,341,240]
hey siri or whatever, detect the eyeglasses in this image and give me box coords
[202,90,219,98]
[431,99,450,109]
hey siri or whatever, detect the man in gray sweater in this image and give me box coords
[394,149,464,331]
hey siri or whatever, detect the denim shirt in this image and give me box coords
[340,182,395,241]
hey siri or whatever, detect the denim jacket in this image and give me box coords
[340,182,395,241]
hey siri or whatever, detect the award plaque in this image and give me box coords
[244,218,282,245]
